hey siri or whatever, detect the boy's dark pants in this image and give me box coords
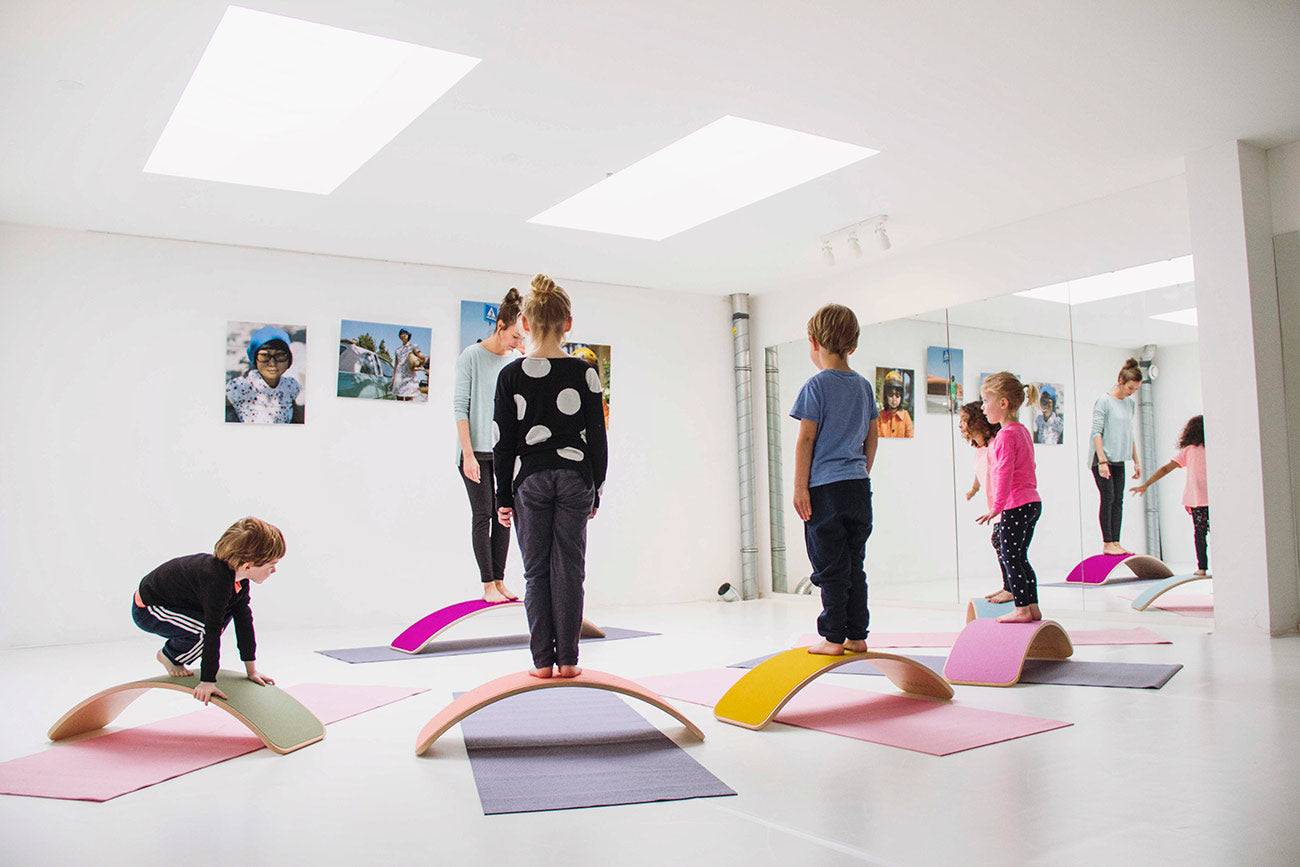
[805,478,873,644]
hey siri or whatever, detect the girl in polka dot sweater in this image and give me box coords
[493,274,608,679]
[976,372,1044,623]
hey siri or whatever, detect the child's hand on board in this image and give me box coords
[194,682,229,705]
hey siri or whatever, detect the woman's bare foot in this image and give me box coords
[493,580,519,601]
[984,589,1013,603]
[1102,543,1126,556]
[1193,569,1208,577]
[529,666,554,678]
[556,665,582,678]
[483,583,511,603]
[997,606,1037,623]
[807,639,845,656]
[157,650,192,677]
[843,639,868,653]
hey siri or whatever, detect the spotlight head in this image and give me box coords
[875,223,891,251]
[822,242,835,266]
[848,233,863,258]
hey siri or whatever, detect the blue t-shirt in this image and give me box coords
[790,369,879,488]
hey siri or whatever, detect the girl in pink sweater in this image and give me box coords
[976,373,1043,623]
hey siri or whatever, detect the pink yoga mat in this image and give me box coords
[1119,593,1214,617]
[0,683,426,802]
[639,670,1070,756]
[800,627,1169,648]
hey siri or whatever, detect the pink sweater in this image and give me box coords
[988,422,1040,512]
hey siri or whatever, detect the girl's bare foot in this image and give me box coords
[997,607,1037,623]
[807,639,845,656]
[843,639,868,653]
[1029,604,1043,621]
[984,590,1013,603]
[556,665,581,678]
[483,584,511,603]
[494,580,520,601]
[157,650,192,677]
[529,666,554,678]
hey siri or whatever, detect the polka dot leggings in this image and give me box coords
[1190,506,1210,572]
[996,501,1042,607]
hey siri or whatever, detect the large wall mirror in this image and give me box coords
[766,267,1204,619]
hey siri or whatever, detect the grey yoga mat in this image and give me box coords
[317,627,658,663]
[453,687,734,814]
[731,653,1183,689]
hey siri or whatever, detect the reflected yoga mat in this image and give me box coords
[798,627,1170,648]
[454,687,734,814]
[736,654,1183,690]
[318,627,657,663]
[639,670,1070,756]
[0,684,426,801]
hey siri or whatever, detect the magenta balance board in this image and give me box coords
[390,600,521,653]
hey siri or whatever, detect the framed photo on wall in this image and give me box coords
[1032,381,1065,444]
[563,341,611,430]
[925,346,964,413]
[338,319,431,403]
[225,320,306,424]
[875,366,915,438]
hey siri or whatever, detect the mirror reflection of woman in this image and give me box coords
[454,290,525,603]
[1091,359,1143,555]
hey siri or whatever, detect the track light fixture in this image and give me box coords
[819,214,889,266]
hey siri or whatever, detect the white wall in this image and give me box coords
[0,223,741,648]
[1269,140,1300,235]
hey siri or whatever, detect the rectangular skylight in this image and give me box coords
[528,116,879,240]
[1016,256,1196,305]
[1149,307,1199,327]
[144,6,479,194]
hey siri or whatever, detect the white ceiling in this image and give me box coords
[2,1,1297,296]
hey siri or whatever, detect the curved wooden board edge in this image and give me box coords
[1121,554,1176,582]
[714,648,954,731]
[414,669,703,755]
[1130,573,1213,610]
[391,599,605,652]
[943,620,1074,688]
[48,670,325,755]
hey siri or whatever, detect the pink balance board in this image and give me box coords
[1065,554,1173,585]
[414,668,704,755]
[943,619,1073,687]
[390,599,605,653]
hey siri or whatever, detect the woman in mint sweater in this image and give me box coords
[1091,358,1143,555]
[454,288,524,602]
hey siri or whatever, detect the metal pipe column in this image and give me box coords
[731,294,759,600]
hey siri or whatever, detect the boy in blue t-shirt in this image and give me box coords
[790,304,880,655]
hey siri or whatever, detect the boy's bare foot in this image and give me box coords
[157,650,193,677]
[483,584,511,603]
[556,665,582,678]
[843,639,868,653]
[807,639,845,656]
[997,607,1037,623]
[494,580,520,601]
[984,590,1013,603]
[529,666,554,678]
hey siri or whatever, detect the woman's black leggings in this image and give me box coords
[1091,460,1126,543]
[460,452,510,584]
[1191,506,1210,572]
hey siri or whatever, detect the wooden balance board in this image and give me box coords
[713,647,954,731]
[1130,573,1212,611]
[391,599,605,653]
[943,619,1073,687]
[414,668,703,755]
[1065,554,1173,585]
[48,670,325,754]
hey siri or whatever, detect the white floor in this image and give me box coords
[2,596,1297,867]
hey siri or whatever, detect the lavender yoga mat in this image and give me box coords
[639,670,1071,756]
[798,627,1169,648]
[318,626,657,663]
[0,683,426,801]
[453,687,734,814]
[734,654,1183,689]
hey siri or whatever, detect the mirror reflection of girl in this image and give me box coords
[391,328,426,402]
[1130,415,1210,575]
[877,370,913,438]
[226,326,301,424]
[454,290,525,603]
[977,373,1043,623]
[960,401,1012,603]
[1091,359,1143,555]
